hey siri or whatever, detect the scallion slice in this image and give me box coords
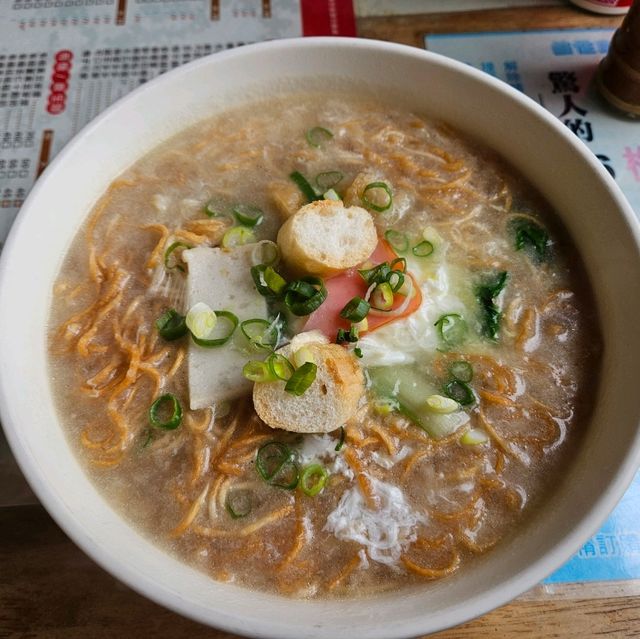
[185,302,217,340]
[390,257,407,273]
[361,181,393,213]
[315,170,343,191]
[339,296,370,323]
[191,310,238,348]
[267,353,295,381]
[335,426,345,452]
[284,361,317,396]
[370,282,394,311]
[425,394,459,414]
[387,270,405,293]
[251,265,273,297]
[264,266,287,295]
[412,240,434,258]
[323,189,340,201]
[148,393,182,430]
[443,380,475,406]
[225,489,253,518]
[289,170,319,203]
[233,204,264,227]
[358,262,391,286]
[306,126,333,148]
[284,276,327,316]
[384,229,409,253]
[300,464,328,497]
[253,240,279,267]
[243,360,273,383]
[163,241,192,272]
[240,318,279,351]
[204,200,225,218]
[256,441,299,489]
[460,428,489,446]
[336,325,359,345]
[155,308,188,341]
[449,360,473,383]
[222,226,255,248]
[434,313,467,347]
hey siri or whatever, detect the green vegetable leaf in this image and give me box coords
[512,218,549,261]
[476,271,508,341]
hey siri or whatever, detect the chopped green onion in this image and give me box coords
[460,428,489,446]
[155,308,188,341]
[306,126,333,148]
[384,229,409,253]
[240,318,279,351]
[361,181,393,213]
[449,360,473,383]
[339,296,370,323]
[359,262,391,286]
[256,441,299,489]
[425,394,459,414]
[264,266,287,295]
[354,347,363,358]
[434,313,467,347]
[148,393,182,430]
[387,270,405,293]
[163,241,192,273]
[204,200,225,218]
[284,361,317,396]
[289,170,319,203]
[476,271,508,341]
[336,325,359,344]
[373,397,400,416]
[300,464,328,497]
[243,360,273,383]
[293,347,315,368]
[284,276,327,316]
[232,204,264,227]
[511,218,549,261]
[443,380,475,406]
[225,489,253,518]
[185,302,217,340]
[335,426,345,452]
[270,461,299,489]
[267,353,295,381]
[390,257,407,273]
[370,282,394,311]
[323,189,340,201]
[251,265,273,297]
[254,240,279,267]
[191,310,238,348]
[315,170,343,190]
[222,226,255,248]
[412,240,434,258]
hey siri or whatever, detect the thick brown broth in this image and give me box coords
[48,92,601,597]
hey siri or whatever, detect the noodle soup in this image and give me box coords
[48,92,600,598]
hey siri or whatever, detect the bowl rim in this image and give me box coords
[1,36,640,638]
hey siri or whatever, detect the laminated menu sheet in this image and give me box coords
[0,0,356,243]
[426,27,640,586]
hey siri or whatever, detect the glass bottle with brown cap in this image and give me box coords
[597,0,640,116]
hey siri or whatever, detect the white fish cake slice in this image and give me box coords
[184,245,268,409]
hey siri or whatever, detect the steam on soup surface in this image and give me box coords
[49,92,600,597]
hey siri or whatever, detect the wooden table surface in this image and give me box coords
[3,4,639,638]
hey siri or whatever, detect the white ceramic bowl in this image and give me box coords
[1,38,640,638]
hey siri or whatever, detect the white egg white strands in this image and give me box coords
[324,476,424,565]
